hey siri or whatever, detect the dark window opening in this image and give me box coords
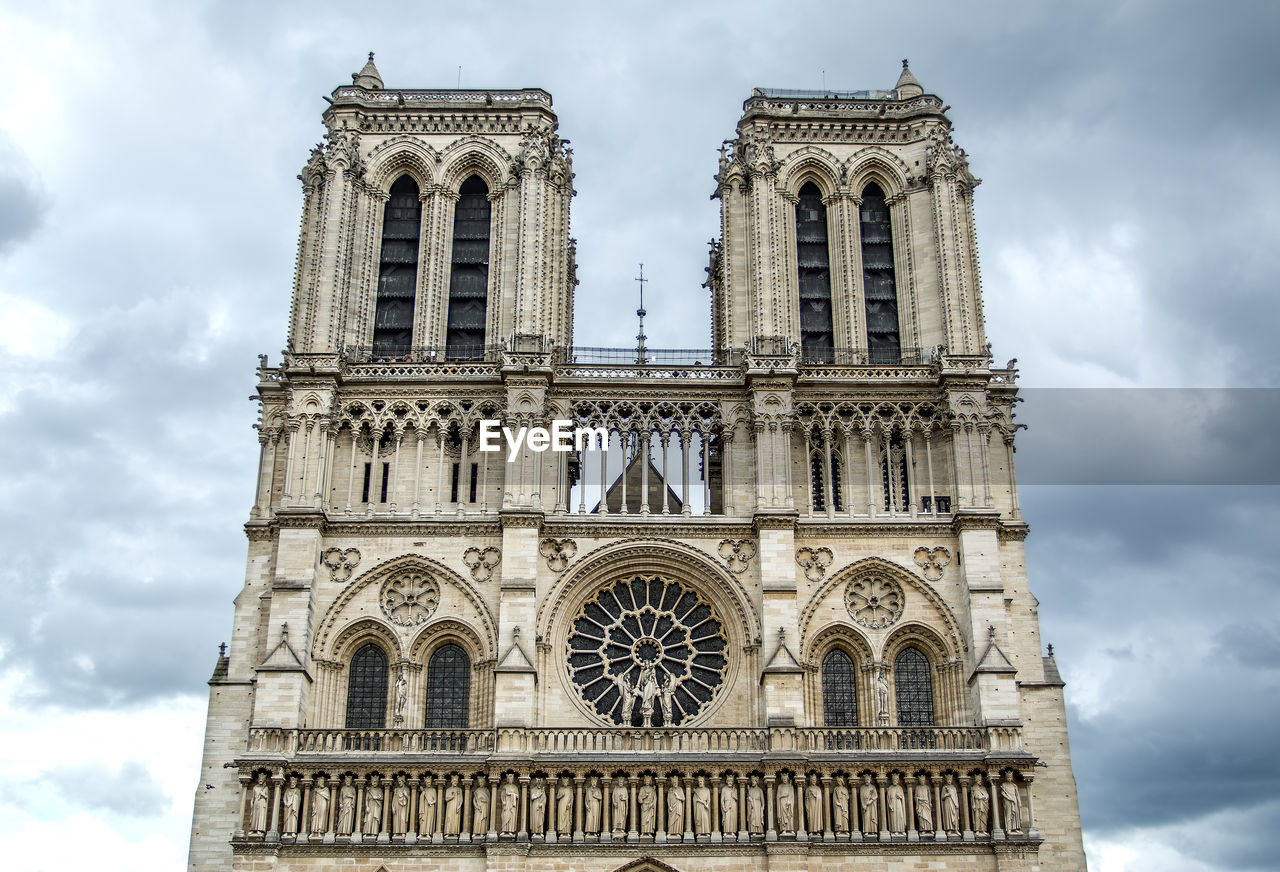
[796,182,834,359]
[469,462,478,503]
[860,182,901,363]
[922,495,952,513]
[894,646,935,727]
[424,644,471,729]
[361,462,372,503]
[373,175,421,357]
[345,643,389,729]
[810,444,844,512]
[822,649,859,727]
[881,433,910,513]
[445,176,491,360]
[450,463,460,503]
[379,462,390,503]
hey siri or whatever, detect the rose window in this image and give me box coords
[845,573,904,629]
[379,570,441,626]
[567,575,728,727]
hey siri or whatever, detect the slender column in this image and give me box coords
[600,777,611,842]
[988,770,1005,839]
[380,776,391,843]
[326,775,338,841]
[388,433,402,512]
[458,431,470,512]
[965,425,980,507]
[460,777,472,842]
[932,775,944,840]
[822,429,835,518]
[619,431,629,514]
[553,448,565,513]
[407,777,419,843]
[365,432,381,516]
[710,775,721,842]
[481,442,491,513]
[518,776,529,840]
[682,776,694,841]
[949,423,965,507]
[235,775,250,838]
[876,775,889,840]
[701,430,711,514]
[764,774,777,841]
[737,775,748,840]
[323,427,338,509]
[1005,435,1020,517]
[978,425,993,506]
[1023,774,1039,838]
[577,452,587,514]
[863,430,876,517]
[281,422,299,505]
[252,433,270,518]
[488,775,500,840]
[628,776,639,841]
[435,431,446,514]
[660,431,671,514]
[925,429,937,515]
[411,432,424,516]
[882,430,895,514]
[266,773,283,842]
[781,423,794,506]
[351,778,365,842]
[656,774,667,843]
[681,430,692,514]
[312,423,330,505]
[598,435,609,514]
[822,775,834,840]
[344,431,358,514]
[767,424,778,506]
[905,429,917,518]
[802,428,813,515]
[959,775,973,839]
[753,423,767,508]
[296,422,312,511]
[640,431,651,513]
[299,778,312,841]
[573,776,584,842]
[795,773,808,840]
[842,429,855,515]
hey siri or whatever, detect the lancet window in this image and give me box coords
[424,644,471,729]
[372,175,421,357]
[859,182,901,363]
[880,432,910,513]
[796,182,835,360]
[445,176,492,359]
[345,643,389,729]
[821,649,859,727]
[894,646,935,727]
[809,438,844,513]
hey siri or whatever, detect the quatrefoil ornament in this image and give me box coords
[913,546,951,581]
[539,538,577,573]
[462,546,501,582]
[796,547,834,582]
[717,539,756,574]
[321,547,361,582]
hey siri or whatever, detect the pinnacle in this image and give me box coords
[352,51,384,90]
[895,58,923,97]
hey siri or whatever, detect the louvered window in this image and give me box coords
[445,176,491,359]
[894,647,934,727]
[372,176,421,357]
[345,643,389,729]
[822,649,859,727]
[860,183,901,363]
[796,182,834,359]
[424,644,471,729]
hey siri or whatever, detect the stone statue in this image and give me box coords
[393,669,408,724]
[585,776,602,834]
[858,774,878,833]
[310,777,331,836]
[805,778,823,834]
[363,777,383,835]
[941,775,960,834]
[971,777,990,834]
[249,772,270,833]
[614,671,637,724]
[611,778,628,835]
[392,776,409,835]
[499,773,519,834]
[776,772,795,834]
[557,776,574,834]
[720,774,738,834]
[667,778,686,834]
[638,775,657,835]
[529,777,547,835]
[875,669,890,724]
[338,775,356,834]
[692,775,711,835]
[886,773,906,834]
[281,776,300,835]
[443,775,462,836]
[1000,773,1022,834]
[914,775,933,833]
[473,779,491,837]
[639,665,659,727]
[420,779,438,836]
[659,673,676,725]
[833,776,850,833]
[747,775,764,834]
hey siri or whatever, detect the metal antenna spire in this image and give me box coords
[635,263,649,365]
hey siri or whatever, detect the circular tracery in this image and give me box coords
[567,574,728,727]
[379,570,440,626]
[845,573,904,629]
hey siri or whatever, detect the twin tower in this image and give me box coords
[188,55,1086,872]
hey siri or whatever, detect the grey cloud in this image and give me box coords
[44,760,169,817]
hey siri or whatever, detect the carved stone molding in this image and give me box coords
[913,547,951,581]
[462,546,501,582]
[717,539,756,574]
[379,570,441,626]
[322,547,361,582]
[539,538,577,572]
[845,574,905,629]
[796,547,834,582]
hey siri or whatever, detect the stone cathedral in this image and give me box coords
[188,56,1086,872]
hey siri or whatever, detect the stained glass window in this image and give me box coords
[894,646,935,727]
[822,649,859,727]
[425,644,470,729]
[344,643,389,729]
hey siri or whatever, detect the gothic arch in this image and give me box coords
[329,617,403,665]
[846,147,912,197]
[780,147,842,197]
[437,137,510,192]
[798,556,967,659]
[407,617,490,664]
[882,620,954,667]
[365,137,438,192]
[801,620,874,666]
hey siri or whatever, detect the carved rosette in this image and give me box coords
[379,570,441,626]
[845,574,905,629]
[567,575,728,727]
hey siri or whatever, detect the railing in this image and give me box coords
[246,725,1021,757]
[559,347,737,366]
[342,344,503,365]
[795,347,935,366]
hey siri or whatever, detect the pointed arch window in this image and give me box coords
[822,649,859,727]
[424,643,471,729]
[373,175,421,357]
[894,646,935,727]
[345,643,389,729]
[880,431,910,513]
[445,176,492,360]
[809,439,844,512]
[859,182,901,363]
[796,182,834,360]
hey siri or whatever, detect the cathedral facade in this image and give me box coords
[187,56,1086,872]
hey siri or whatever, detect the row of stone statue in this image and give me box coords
[242,769,1028,843]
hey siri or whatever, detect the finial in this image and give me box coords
[219,642,227,658]
[778,627,786,644]
[1046,643,1054,656]
[513,625,520,641]
[895,59,923,97]
[281,622,289,639]
[987,625,996,641]
[368,51,375,62]
[903,58,909,69]
[634,263,649,365]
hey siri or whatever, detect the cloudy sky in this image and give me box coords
[1,1,1277,869]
